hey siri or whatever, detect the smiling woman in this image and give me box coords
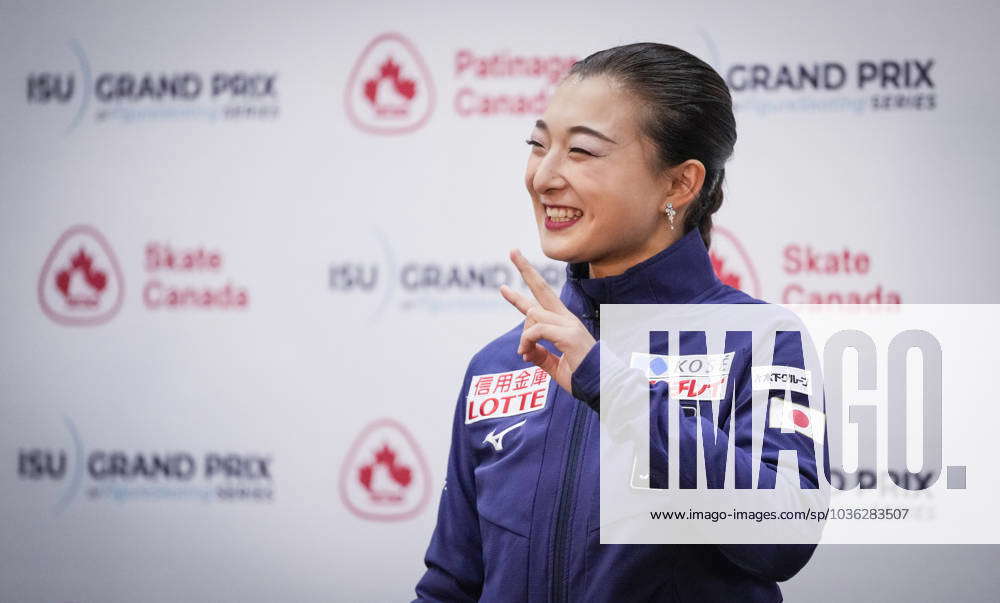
[415,42,824,603]
[522,55,734,279]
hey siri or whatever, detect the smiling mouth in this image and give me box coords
[544,205,583,222]
[542,204,583,230]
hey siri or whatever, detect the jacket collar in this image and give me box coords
[559,227,722,318]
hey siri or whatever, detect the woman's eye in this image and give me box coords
[524,139,596,157]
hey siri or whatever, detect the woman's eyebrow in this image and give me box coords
[535,119,618,144]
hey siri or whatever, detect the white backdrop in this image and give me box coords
[2,0,999,601]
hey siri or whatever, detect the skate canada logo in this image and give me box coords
[709,225,762,298]
[781,244,901,303]
[39,225,251,325]
[453,48,578,118]
[339,418,431,521]
[345,32,435,135]
[143,242,250,310]
[38,224,125,326]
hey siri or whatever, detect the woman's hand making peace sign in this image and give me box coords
[499,249,597,394]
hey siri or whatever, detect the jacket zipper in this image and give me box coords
[550,299,599,602]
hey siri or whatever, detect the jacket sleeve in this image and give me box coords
[570,330,830,583]
[413,361,484,602]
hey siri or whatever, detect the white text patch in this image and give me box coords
[630,352,735,401]
[466,367,551,424]
[752,365,812,395]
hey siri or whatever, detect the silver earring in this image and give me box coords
[664,203,676,230]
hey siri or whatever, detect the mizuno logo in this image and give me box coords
[483,419,526,452]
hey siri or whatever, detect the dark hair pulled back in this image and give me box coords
[566,42,736,248]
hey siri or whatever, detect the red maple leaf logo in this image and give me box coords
[379,58,400,79]
[363,57,417,107]
[55,247,108,307]
[358,443,412,502]
[710,251,742,290]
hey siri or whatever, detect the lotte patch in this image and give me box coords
[466,366,551,424]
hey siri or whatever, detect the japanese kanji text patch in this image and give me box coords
[466,367,551,424]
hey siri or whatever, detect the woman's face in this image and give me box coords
[524,74,678,277]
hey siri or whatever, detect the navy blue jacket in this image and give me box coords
[414,228,827,602]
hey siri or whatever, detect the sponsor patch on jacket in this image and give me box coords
[752,365,812,395]
[630,351,734,401]
[768,396,825,443]
[465,367,551,424]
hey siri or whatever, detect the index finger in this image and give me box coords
[499,283,534,315]
[509,249,565,312]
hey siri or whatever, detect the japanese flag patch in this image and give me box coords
[466,367,551,424]
[768,396,825,443]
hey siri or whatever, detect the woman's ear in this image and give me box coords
[662,159,707,214]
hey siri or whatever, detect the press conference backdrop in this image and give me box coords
[2,0,999,601]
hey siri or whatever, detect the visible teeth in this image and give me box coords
[545,206,583,221]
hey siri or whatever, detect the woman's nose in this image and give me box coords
[531,149,567,195]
